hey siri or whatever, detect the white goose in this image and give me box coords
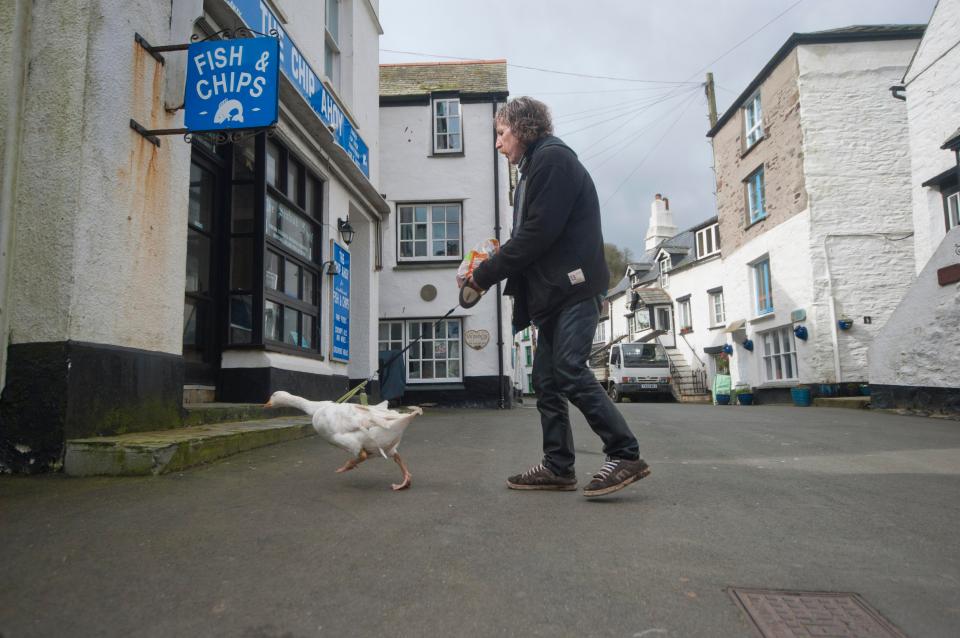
[265,391,422,491]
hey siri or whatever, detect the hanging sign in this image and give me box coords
[184,37,279,132]
[330,242,351,362]
[226,0,370,177]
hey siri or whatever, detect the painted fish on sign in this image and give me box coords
[184,37,279,132]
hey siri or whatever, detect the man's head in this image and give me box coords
[495,97,553,165]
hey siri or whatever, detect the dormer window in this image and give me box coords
[743,92,763,148]
[658,254,671,288]
[433,97,462,154]
[695,223,721,259]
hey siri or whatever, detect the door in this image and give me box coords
[183,153,223,386]
[655,305,674,348]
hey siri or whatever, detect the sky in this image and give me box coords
[378,0,937,259]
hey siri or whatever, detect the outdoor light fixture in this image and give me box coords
[337,217,355,246]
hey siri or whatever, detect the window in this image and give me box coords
[525,345,532,366]
[677,298,692,332]
[593,320,606,344]
[259,139,323,352]
[433,98,462,153]
[743,93,763,148]
[752,258,773,316]
[695,224,721,259]
[324,0,340,90]
[397,203,462,261]
[527,373,533,393]
[709,289,725,327]
[378,319,463,383]
[760,326,798,382]
[746,166,766,224]
[627,314,637,336]
[658,254,671,288]
[946,190,959,231]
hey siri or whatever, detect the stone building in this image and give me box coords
[0,0,388,471]
[699,25,924,402]
[378,60,513,407]
[870,0,960,414]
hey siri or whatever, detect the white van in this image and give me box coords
[592,341,672,402]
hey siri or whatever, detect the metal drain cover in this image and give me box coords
[728,588,908,638]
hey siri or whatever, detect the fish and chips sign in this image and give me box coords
[184,37,279,132]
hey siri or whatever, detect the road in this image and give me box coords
[2,402,958,637]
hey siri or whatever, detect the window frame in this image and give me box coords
[695,223,721,259]
[945,188,960,232]
[745,165,767,224]
[677,298,692,332]
[324,0,341,90]
[752,257,774,317]
[377,318,464,384]
[396,202,463,263]
[709,289,726,327]
[759,325,798,383]
[743,92,763,148]
[658,254,671,288]
[432,97,463,154]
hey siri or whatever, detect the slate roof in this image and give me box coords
[380,60,509,98]
[707,25,925,138]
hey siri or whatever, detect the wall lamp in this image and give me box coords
[337,217,355,246]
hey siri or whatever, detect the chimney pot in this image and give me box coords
[655,193,662,200]
[663,197,670,210]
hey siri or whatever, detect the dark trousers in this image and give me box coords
[532,296,640,476]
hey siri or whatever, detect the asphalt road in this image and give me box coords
[2,402,958,637]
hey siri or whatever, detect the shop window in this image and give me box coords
[760,325,798,382]
[377,319,463,383]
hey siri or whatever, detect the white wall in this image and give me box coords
[869,226,960,386]
[720,210,815,388]
[797,39,918,383]
[7,0,191,354]
[903,0,960,271]
[379,99,513,379]
[660,255,724,372]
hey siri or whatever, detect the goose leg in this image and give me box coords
[391,452,412,491]
[336,448,368,473]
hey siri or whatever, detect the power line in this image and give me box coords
[379,48,701,84]
[558,86,699,138]
[600,91,701,209]
[553,87,685,121]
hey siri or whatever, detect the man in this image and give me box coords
[464,96,650,497]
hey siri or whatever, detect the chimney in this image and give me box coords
[644,193,678,251]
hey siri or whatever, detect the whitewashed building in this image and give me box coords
[0,0,388,471]
[378,60,514,407]
[870,0,960,415]
[701,25,924,402]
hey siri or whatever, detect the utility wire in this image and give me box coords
[558,86,698,138]
[553,87,687,122]
[379,48,701,84]
[600,91,701,209]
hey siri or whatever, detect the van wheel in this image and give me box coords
[608,385,621,403]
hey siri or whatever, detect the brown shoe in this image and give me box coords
[583,458,650,497]
[507,463,577,491]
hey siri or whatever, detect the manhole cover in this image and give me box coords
[728,588,909,638]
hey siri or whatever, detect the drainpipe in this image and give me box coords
[492,100,505,408]
[0,0,31,392]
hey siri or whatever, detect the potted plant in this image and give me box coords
[734,383,754,405]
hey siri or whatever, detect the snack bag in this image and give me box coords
[456,239,500,288]
[456,239,499,308]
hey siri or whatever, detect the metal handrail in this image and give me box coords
[656,335,709,396]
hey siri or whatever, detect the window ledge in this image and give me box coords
[394,261,459,271]
[429,151,465,158]
[405,383,466,391]
[741,134,765,159]
[756,380,799,389]
[744,215,768,230]
[749,312,776,324]
[708,325,726,331]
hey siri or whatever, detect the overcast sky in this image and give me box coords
[379,0,936,259]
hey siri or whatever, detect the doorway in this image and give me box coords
[655,305,675,347]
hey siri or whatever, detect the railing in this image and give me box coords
[680,332,709,394]
[656,334,709,397]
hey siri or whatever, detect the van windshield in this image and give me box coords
[621,343,667,367]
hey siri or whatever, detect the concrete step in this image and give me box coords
[813,396,871,410]
[182,403,303,427]
[64,416,314,477]
[677,394,712,404]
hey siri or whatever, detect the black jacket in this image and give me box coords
[472,135,610,332]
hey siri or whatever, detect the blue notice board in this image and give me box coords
[184,37,279,132]
[331,243,350,362]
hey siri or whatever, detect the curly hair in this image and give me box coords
[496,97,553,145]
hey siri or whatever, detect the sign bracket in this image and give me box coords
[129,119,276,148]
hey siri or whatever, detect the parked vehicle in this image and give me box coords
[590,341,672,402]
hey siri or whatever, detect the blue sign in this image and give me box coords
[331,243,350,362]
[184,37,279,132]
[225,0,370,177]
